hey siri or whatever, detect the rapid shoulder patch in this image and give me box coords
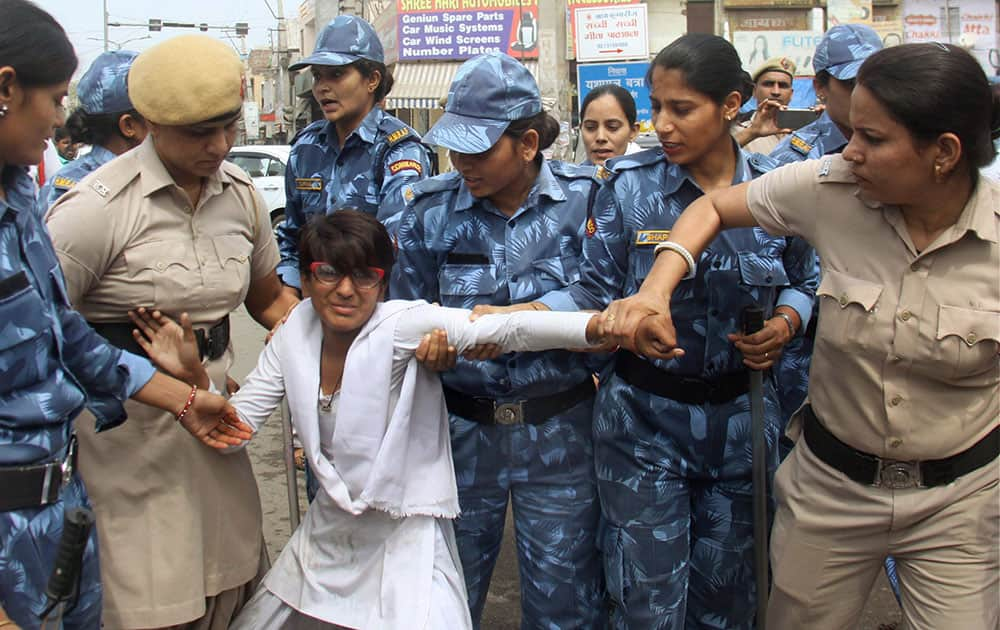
[386,127,411,145]
[789,135,813,156]
[52,176,76,190]
[295,178,323,191]
[389,159,423,176]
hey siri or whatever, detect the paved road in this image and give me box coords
[230,307,902,629]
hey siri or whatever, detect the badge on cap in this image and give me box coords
[52,176,77,190]
[635,230,671,246]
[295,178,324,191]
[790,136,813,156]
[91,179,110,198]
[585,217,597,238]
[389,159,422,176]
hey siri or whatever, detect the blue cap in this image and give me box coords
[813,24,882,80]
[77,50,138,115]
[289,15,383,71]
[423,53,541,154]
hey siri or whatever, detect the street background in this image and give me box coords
[230,307,903,629]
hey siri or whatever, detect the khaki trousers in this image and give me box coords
[767,438,998,630]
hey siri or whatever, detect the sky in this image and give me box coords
[36,0,293,80]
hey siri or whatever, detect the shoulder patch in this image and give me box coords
[389,159,423,176]
[789,135,813,156]
[815,154,856,184]
[295,177,324,191]
[52,176,77,190]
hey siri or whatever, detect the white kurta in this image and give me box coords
[228,300,593,629]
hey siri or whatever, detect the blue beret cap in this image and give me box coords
[77,50,138,115]
[813,24,883,80]
[422,52,541,154]
[289,15,384,71]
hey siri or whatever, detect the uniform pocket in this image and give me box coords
[438,263,498,309]
[737,251,790,287]
[530,255,580,291]
[817,268,884,349]
[123,241,199,305]
[936,305,1000,381]
[213,234,254,301]
[0,277,53,394]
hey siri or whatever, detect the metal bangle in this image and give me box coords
[774,312,797,337]
[653,241,697,280]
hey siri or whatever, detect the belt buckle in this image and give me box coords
[493,402,524,425]
[60,435,78,487]
[874,460,923,489]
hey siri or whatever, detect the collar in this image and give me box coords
[0,165,36,221]
[957,177,998,244]
[319,107,382,148]
[816,111,848,153]
[87,144,118,165]
[454,160,565,215]
[661,139,755,196]
[139,136,227,198]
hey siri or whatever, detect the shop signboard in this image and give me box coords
[574,3,649,63]
[732,30,824,75]
[397,0,539,61]
[577,61,651,123]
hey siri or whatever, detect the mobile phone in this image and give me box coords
[776,108,821,131]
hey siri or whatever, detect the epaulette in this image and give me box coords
[815,154,856,184]
[220,160,254,185]
[403,171,462,205]
[50,175,77,190]
[746,151,780,176]
[290,119,326,147]
[606,147,663,174]
[548,160,598,180]
[378,116,421,147]
[73,151,141,205]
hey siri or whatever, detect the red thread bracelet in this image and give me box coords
[176,385,198,423]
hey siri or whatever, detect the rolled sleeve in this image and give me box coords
[118,349,157,397]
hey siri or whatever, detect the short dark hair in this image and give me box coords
[66,107,144,147]
[298,209,394,281]
[53,125,72,142]
[504,111,560,165]
[0,0,77,87]
[857,43,999,169]
[647,34,744,106]
[352,59,394,102]
[580,84,637,127]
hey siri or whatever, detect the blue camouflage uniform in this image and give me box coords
[555,146,818,629]
[0,166,155,630]
[277,15,430,289]
[38,51,139,216]
[391,52,607,630]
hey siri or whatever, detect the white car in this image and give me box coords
[227,145,291,230]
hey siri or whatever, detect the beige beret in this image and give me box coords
[129,35,244,126]
[752,56,797,82]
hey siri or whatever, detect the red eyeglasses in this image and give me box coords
[309,262,385,290]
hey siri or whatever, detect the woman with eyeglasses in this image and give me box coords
[129,209,606,630]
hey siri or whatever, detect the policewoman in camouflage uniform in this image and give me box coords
[391,53,607,629]
[277,15,430,296]
[44,36,297,630]
[38,50,146,213]
[557,35,818,628]
[0,5,252,628]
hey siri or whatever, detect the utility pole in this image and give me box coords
[103,0,109,51]
[276,0,288,141]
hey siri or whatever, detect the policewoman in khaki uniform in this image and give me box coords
[45,36,298,629]
[599,44,999,630]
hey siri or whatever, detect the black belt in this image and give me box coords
[90,316,230,362]
[614,351,750,405]
[0,436,77,512]
[443,378,596,426]
[803,405,1000,489]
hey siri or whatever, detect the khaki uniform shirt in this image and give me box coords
[45,138,278,628]
[747,155,999,461]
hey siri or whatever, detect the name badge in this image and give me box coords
[635,230,671,246]
[295,178,323,191]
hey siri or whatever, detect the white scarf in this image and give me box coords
[279,299,459,519]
